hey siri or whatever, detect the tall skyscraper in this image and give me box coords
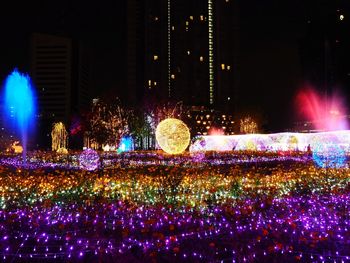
[31,33,91,123]
[127,0,239,111]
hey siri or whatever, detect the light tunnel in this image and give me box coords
[189,130,350,153]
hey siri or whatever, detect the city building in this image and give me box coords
[127,0,239,111]
[184,106,235,136]
[31,33,91,123]
[30,33,91,148]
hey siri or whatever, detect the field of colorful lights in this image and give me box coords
[0,149,350,263]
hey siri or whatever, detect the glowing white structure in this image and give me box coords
[190,130,350,153]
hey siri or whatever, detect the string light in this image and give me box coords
[190,130,350,153]
[0,150,348,261]
[51,122,68,152]
[79,148,99,171]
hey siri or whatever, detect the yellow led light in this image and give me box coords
[156,118,190,154]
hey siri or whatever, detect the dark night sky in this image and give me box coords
[0,0,126,96]
[0,0,348,131]
[239,0,307,130]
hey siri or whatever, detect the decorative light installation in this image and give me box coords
[117,135,134,153]
[8,141,23,154]
[208,0,214,105]
[312,136,346,168]
[51,122,68,152]
[79,148,99,171]
[56,147,68,154]
[240,116,258,134]
[156,118,190,154]
[3,69,36,158]
[190,130,350,153]
[167,0,172,98]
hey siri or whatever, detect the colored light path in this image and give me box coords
[0,152,349,262]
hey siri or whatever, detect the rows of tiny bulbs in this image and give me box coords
[0,154,349,261]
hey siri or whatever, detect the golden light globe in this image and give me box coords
[156,118,190,154]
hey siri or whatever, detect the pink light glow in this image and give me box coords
[208,127,224,136]
[296,88,348,131]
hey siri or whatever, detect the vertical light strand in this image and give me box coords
[167,0,171,98]
[208,0,214,105]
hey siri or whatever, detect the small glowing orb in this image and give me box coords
[312,138,346,168]
[156,118,190,154]
[79,148,100,171]
[10,141,23,154]
[57,147,68,154]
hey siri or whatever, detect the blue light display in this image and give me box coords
[3,69,36,157]
[117,136,134,153]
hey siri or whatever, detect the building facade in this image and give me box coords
[30,33,91,148]
[127,0,239,111]
[31,33,91,123]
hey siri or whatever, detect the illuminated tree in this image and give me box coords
[129,101,183,150]
[87,98,130,149]
[147,101,183,131]
[240,116,258,134]
[51,122,68,151]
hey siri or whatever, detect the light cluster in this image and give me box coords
[156,118,190,154]
[0,150,349,261]
[190,130,350,153]
[79,148,100,171]
[51,122,68,152]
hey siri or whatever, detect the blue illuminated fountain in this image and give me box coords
[3,69,36,159]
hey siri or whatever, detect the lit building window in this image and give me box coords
[153,55,158,61]
[148,80,152,86]
[171,74,175,79]
[200,15,204,21]
[172,26,175,30]
[340,14,344,21]
[187,50,191,55]
[186,21,189,26]
[154,81,157,86]
[221,63,225,70]
[200,56,204,62]
[227,65,231,70]
[190,16,194,20]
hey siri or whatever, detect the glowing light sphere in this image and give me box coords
[57,147,68,154]
[156,118,190,154]
[312,138,346,168]
[79,148,100,171]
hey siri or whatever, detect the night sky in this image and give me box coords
[0,0,348,131]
